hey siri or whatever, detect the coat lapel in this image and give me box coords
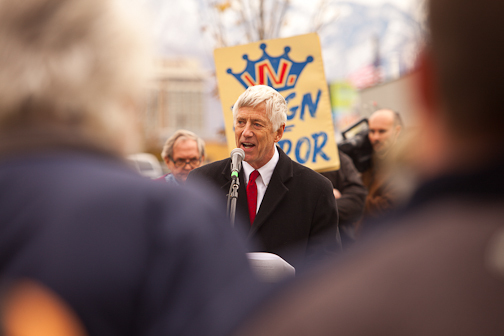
[218,160,232,191]
[248,147,293,238]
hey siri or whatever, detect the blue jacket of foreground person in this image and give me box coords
[0,132,270,336]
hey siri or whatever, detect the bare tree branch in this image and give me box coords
[236,0,255,43]
[202,0,330,47]
[258,0,265,40]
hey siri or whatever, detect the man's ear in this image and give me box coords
[274,124,285,143]
[395,124,402,136]
[164,157,175,171]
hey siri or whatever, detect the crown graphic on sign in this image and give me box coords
[226,43,313,91]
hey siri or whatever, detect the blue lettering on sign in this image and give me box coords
[284,92,298,121]
[295,137,311,164]
[284,125,295,133]
[278,131,330,164]
[284,90,322,121]
[311,132,330,162]
[285,92,296,104]
[300,89,322,120]
[277,139,291,155]
[286,106,299,121]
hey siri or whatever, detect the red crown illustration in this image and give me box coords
[226,43,313,91]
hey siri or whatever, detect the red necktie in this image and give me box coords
[247,170,260,225]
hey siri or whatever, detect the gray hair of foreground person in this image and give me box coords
[0,0,152,154]
[232,85,287,132]
[161,130,206,161]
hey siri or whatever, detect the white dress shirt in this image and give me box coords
[242,145,280,214]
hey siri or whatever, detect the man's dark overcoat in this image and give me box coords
[188,146,338,268]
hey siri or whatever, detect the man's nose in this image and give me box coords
[242,123,253,136]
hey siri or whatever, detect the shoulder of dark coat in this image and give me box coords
[189,157,230,177]
[289,160,334,190]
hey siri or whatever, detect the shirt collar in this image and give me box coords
[164,173,180,185]
[242,145,279,187]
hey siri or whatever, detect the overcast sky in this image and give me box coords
[131,0,423,138]
[135,0,422,70]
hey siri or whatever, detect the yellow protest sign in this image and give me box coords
[214,33,339,171]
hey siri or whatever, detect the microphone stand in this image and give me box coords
[227,171,240,227]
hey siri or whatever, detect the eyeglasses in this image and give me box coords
[170,157,201,168]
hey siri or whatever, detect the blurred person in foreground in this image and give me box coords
[235,0,504,334]
[359,109,403,226]
[3,280,88,336]
[188,85,338,270]
[157,129,205,185]
[0,0,269,335]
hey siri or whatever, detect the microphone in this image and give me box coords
[230,148,245,179]
[228,148,245,226]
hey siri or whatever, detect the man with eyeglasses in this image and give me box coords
[158,129,205,185]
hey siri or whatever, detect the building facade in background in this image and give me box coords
[144,58,207,147]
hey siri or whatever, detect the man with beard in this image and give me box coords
[360,109,402,221]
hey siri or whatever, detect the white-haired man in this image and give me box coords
[157,129,205,184]
[188,85,338,269]
[0,1,269,335]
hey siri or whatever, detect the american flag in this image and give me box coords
[348,64,381,90]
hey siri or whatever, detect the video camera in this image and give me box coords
[337,118,373,172]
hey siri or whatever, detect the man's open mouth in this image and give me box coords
[242,142,255,149]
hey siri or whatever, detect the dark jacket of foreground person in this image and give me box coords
[0,131,269,336]
[236,157,504,336]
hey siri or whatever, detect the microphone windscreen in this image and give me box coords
[230,148,245,159]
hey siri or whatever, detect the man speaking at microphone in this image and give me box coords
[187,85,338,269]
